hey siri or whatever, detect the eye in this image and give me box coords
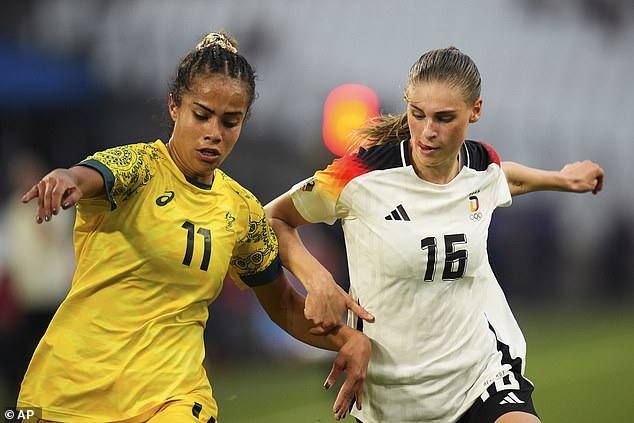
[410,109,424,120]
[437,115,454,123]
[193,112,208,121]
[223,120,240,128]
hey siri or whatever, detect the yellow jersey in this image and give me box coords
[17,140,281,422]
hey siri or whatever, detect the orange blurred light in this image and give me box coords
[323,84,379,156]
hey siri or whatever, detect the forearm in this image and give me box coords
[69,165,110,199]
[502,161,567,196]
[502,160,606,196]
[268,216,335,291]
[254,276,355,351]
[282,302,358,352]
[264,193,373,331]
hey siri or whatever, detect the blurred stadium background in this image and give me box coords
[1,1,633,421]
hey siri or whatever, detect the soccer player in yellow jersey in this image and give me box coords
[17,32,370,423]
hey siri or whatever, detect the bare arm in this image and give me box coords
[21,165,106,223]
[502,160,605,197]
[253,273,371,420]
[265,193,374,335]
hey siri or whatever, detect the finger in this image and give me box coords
[347,300,375,322]
[333,381,354,420]
[50,184,67,216]
[594,172,604,194]
[323,362,342,391]
[303,307,326,328]
[36,180,46,223]
[22,185,40,203]
[309,325,332,336]
[355,382,364,410]
[303,304,317,321]
[42,178,57,222]
[337,284,375,322]
[62,187,82,209]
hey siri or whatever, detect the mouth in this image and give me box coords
[198,148,221,160]
[416,142,438,154]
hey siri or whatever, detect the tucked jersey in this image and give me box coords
[290,140,526,423]
[18,140,281,423]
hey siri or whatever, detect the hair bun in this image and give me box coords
[196,32,238,53]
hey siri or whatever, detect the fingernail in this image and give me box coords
[53,208,58,215]
[62,202,70,209]
[323,381,330,390]
[45,216,50,222]
[36,216,43,223]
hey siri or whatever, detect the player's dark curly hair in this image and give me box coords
[168,31,257,117]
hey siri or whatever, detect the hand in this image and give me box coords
[323,330,371,420]
[305,276,374,335]
[21,169,82,223]
[560,160,605,194]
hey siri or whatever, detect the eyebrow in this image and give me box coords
[193,101,244,117]
[409,104,456,115]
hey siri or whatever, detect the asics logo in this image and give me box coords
[156,191,175,206]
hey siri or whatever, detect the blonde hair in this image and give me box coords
[354,46,480,149]
[195,32,238,53]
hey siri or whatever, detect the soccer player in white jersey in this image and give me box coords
[265,47,604,422]
[17,32,370,423]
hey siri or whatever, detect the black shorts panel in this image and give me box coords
[457,371,539,423]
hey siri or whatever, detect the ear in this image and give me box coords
[469,98,482,123]
[168,94,178,121]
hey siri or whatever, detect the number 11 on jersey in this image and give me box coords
[182,221,212,271]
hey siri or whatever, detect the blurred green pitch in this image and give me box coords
[209,307,634,422]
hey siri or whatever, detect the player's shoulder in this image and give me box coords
[217,170,264,212]
[463,140,501,171]
[125,140,166,161]
[87,140,164,164]
[105,140,163,154]
[321,140,408,187]
[354,140,407,171]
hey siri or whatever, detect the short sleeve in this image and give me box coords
[228,196,282,289]
[289,175,340,225]
[494,163,512,209]
[77,143,161,210]
[481,142,512,208]
[289,154,367,224]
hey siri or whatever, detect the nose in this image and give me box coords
[204,117,222,143]
[423,118,437,139]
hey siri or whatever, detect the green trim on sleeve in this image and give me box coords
[75,160,117,210]
[241,256,283,287]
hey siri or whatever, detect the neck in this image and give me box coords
[166,139,214,186]
[414,161,460,184]
[409,144,462,185]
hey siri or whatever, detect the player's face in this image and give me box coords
[168,73,249,185]
[406,81,481,183]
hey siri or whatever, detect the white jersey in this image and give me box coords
[289,140,527,423]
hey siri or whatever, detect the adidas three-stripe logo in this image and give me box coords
[385,204,410,221]
[499,392,525,405]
